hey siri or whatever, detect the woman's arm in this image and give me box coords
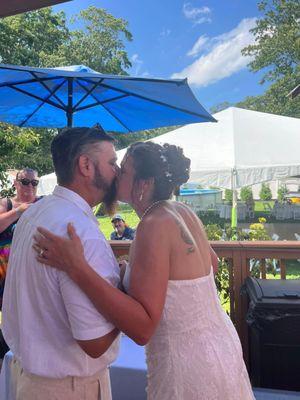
[34,221,170,345]
[0,201,30,233]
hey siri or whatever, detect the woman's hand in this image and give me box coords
[33,223,85,275]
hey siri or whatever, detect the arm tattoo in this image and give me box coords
[175,220,195,254]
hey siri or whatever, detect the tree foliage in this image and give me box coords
[259,182,272,200]
[0,7,133,188]
[224,189,233,204]
[237,0,300,117]
[240,186,254,203]
[277,183,289,202]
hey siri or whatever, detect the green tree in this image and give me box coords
[237,0,300,117]
[240,186,253,203]
[210,101,232,114]
[259,182,272,200]
[0,9,69,66]
[59,7,132,74]
[277,183,289,202]
[0,7,133,188]
[110,126,178,151]
[224,189,233,204]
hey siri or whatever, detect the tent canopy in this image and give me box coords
[117,107,300,189]
[38,107,300,195]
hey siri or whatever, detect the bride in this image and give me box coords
[34,141,254,400]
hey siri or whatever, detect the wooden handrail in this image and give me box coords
[109,240,300,367]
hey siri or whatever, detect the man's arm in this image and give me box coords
[57,237,121,357]
[77,328,119,358]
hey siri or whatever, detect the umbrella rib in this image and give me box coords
[30,72,66,108]
[82,79,214,121]
[0,76,57,88]
[8,85,66,111]
[101,102,131,132]
[75,94,129,112]
[73,78,104,110]
[19,79,67,127]
[76,80,131,132]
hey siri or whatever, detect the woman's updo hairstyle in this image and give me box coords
[127,141,191,201]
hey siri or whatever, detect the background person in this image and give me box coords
[110,214,135,240]
[0,168,40,307]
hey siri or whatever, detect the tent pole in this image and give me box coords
[231,168,238,229]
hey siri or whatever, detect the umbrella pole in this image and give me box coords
[67,78,73,127]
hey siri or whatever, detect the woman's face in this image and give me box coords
[117,154,136,204]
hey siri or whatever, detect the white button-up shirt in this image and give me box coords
[2,186,120,378]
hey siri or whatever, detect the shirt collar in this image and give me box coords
[53,185,99,226]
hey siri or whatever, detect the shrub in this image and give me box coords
[259,183,272,201]
[224,189,233,204]
[240,186,253,203]
[277,184,288,203]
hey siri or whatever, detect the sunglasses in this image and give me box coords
[17,178,39,187]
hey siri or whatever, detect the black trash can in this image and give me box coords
[243,277,300,392]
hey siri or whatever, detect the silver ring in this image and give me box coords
[39,249,44,257]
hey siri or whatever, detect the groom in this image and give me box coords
[2,127,121,400]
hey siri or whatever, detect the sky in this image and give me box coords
[54,0,269,112]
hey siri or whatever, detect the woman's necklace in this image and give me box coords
[140,200,165,222]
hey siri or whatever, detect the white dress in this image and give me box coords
[124,266,254,400]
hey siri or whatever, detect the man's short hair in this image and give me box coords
[51,126,114,185]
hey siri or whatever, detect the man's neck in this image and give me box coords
[60,182,103,208]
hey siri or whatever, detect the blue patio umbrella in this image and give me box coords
[0,64,215,131]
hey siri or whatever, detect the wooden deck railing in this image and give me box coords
[109,240,300,367]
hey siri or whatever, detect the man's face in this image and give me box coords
[112,218,126,234]
[14,170,39,202]
[90,141,119,211]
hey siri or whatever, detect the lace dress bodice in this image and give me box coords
[123,266,254,400]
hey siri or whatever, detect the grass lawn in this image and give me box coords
[266,259,300,279]
[254,200,274,212]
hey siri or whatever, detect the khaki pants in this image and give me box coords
[10,358,112,400]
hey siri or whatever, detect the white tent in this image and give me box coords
[37,171,57,196]
[37,107,300,196]
[117,107,300,189]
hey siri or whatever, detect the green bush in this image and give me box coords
[224,189,233,204]
[259,183,272,201]
[277,184,289,203]
[240,186,253,203]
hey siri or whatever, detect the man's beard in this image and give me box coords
[93,165,117,216]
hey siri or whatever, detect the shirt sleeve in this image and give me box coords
[58,237,120,341]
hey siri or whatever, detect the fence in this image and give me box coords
[110,240,300,366]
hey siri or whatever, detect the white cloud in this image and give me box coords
[131,53,143,76]
[183,3,212,24]
[172,18,256,87]
[187,35,208,57]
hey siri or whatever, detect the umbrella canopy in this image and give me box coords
[0,0,72,18]
[0,64,215,131]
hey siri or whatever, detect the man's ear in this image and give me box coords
[78,154,93,178]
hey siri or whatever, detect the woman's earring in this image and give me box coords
[139,190,144,202]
